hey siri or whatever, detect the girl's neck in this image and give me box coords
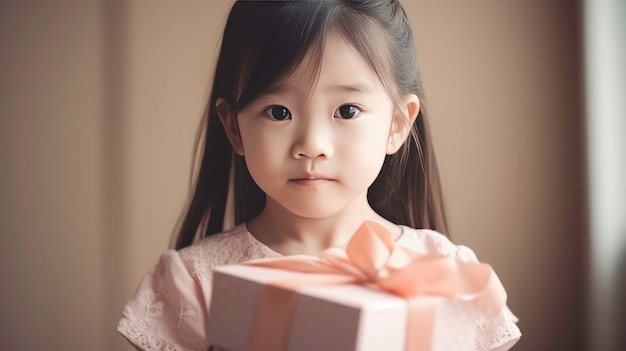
[246,196,402,256]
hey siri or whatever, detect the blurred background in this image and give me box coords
[1,0,624,350]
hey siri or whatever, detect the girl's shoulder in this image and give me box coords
[117,224,279,350]
[396,226,478,262]
[176,223,280,268]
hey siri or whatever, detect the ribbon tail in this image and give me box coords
[457,262,507,317]
[405,296,439,351]
[252,283,298,351]
[251,275,359,351]
[476,270,507,317]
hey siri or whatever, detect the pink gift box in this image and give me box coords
[207,264,480,351]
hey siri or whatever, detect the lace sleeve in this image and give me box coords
[117,250,211,351]
[456,245,522,351]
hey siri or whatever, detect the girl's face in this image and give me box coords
[224,34,416,220]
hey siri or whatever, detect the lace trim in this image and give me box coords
[476,313,522,351]
[117,317,195,351]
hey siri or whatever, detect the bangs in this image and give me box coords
[218,0,398,113]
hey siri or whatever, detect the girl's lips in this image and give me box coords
[290,178,334,187]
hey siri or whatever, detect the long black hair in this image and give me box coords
[174,0,448,249]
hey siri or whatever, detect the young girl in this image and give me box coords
[117,0,521,350]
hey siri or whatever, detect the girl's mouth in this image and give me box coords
[289,178,334,187]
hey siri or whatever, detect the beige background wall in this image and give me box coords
[0,1,586,350]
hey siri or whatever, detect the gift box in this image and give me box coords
[208,264,483,351]
[206,222,506,351]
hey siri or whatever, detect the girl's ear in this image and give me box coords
[216,98,244,156]
[387,94,420,154]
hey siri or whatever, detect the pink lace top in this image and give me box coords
[117,224,521,351]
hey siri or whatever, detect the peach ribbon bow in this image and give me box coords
[246,221,507,351]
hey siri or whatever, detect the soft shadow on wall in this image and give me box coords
[102,1,131,350]
[618,243,626,350]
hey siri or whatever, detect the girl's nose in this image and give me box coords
[291,118,334,160]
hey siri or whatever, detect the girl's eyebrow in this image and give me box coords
[325,82,374,94]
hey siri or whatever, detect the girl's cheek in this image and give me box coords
[242,131,286,165]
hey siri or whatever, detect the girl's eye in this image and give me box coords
[333,105,361,119]
[264,105,291,121]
